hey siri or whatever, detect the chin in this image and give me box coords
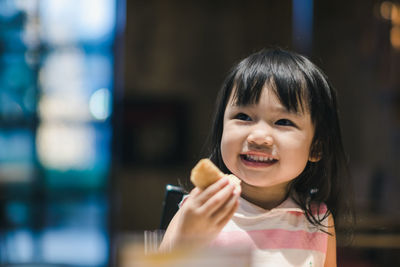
[240,175,293,189]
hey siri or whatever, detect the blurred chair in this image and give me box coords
[159,185,185,230]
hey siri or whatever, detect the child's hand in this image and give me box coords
[159,176,241,251]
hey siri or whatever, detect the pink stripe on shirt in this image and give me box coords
[213,229,327,253]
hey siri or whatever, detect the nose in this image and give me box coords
[247,123,274,146]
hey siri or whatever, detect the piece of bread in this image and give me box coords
[190,158,241,189]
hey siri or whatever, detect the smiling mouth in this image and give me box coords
[240,154,278,164]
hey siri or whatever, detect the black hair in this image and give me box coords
[208,48,354,232]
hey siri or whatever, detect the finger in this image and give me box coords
[211,189,239,221]
[182,188,200,207]
[216,196,240,228]
[195,176,230,205]
[189,187,201,197]
[199,182,236,216]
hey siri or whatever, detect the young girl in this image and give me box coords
[159,48,354,267]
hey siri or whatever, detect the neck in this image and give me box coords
[240,182,290,210]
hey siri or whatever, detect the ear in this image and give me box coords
[309,140,322,162]
[309,154,321,162]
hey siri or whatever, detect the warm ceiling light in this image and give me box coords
[380,1,393,20]
[390,25,400,49]
[391,4,400,25]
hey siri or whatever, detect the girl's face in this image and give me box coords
[221,86,317,195]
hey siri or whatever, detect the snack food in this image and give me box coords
[190,158,241,189]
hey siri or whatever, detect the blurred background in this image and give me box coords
[0,0,400,266]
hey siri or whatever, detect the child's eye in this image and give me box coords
[275,119,295,126]
[234,113,252,121]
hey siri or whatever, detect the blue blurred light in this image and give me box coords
[4,230,34,262]
[42,228,108,266]
[39,0,116,45]
[0,130,33,162]
[0,0,118,265]
[90,88,112,121]
[0,0,19,18]
[0,130,34,183]
[6,202,29,226]
[0,91,24,119]
[86,53,114,94]
[292,0,313,54]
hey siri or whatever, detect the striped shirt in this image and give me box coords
[211,197,329,267]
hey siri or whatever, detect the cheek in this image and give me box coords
[220,131,231,158]
[279,134,311,159]
[287,135,314,163]
[287,138,310,151]
[220,126,239,164]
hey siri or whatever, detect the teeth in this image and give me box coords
[245,155,275,162]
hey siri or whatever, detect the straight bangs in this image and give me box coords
[231,50,309,114]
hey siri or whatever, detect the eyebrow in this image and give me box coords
[272,106,303,116]
[231,102,304,116]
